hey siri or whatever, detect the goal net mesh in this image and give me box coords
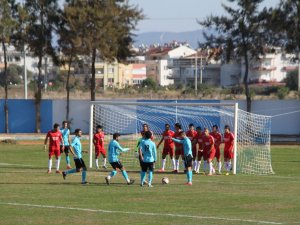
[91,101,273,175]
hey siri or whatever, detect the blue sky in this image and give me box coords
[129,0,280,33]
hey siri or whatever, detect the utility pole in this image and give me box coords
[24,44,27,99]
[298,52,300,91]
[200,55,203,84]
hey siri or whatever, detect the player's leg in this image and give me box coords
[216,147,222,174]
[192,147,197,172]
[185,155,193,185]
[207,149,216,176]
[64,146,72,169]
[47,151,53,173]
[148,163,154,187]
[159,149,167,172]
[119,162,134,185]
[170,147,176,171]
[140,162,147,186]
[195,150,203,174]
[101,150,107,169]
[62,158,80,180]
[80,159,88,184]
[181,153,186,173]
[54,150,61,173]
[174,149,180,173]
[105,162,117,185]
[95,148,100,169]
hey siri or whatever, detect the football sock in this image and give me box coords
[66,156,70,166]
[209,162,213,174]
[171,159,176,170]
[175,160,179,170]
[196,161,201,172]
[192,161,196,171]
[110,170,117,178]
[82,170,87,182]
[203,161,207,171]
[55,158,60,171]
[218,162,222,173]
[161,159,166,170]
[148,171,153,184]
[66,168,76,174]
[121,170,130,183]
[95,159,99,168]
[48,159,52,171]
[103,158,107,167]
[182,160,185,170]
[228,161,232,171]
[188,170,193,183]
[141,171,146,185]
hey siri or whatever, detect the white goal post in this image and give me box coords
[89,100,273,175]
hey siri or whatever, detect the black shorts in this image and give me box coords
[74,158,87,171]
[184,154,193,168]
[141,162,154,172]
[60,145,70,154]
[110,161,123,170]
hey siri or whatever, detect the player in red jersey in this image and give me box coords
[44,123,64,174]
[210,125,222,174]
[193,126,206,174]
[186,123,197,172]
[174,122,184,173]
[203,128,216,176]
[223,125,234,175]
[141,123,154,140]
[157,123,175,172]
[93,125,107,169]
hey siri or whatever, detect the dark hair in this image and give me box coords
[212,124,219,130]
[175,123,182,129]
[179,131,185,136]
[74,128,81,134]
[144,131,152,139]
[165,123,170,127]
[62,121,68,125]
[113,133,120,139]
[196,126,202,130]
[143,123,148,127]
[189,123,194,127]
[96,125,103,129]
[224,125,230,131]
[53,123,60,129]
[204,127,209,132]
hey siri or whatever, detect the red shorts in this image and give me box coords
[175,146,183,156]
[208,148,216,161]
[162,146,174,157]
[49,148,61,157]
[95,147,106,157]
[214,146,221,160]
[224,148,234,159]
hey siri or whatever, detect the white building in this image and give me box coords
[145,44,196,86]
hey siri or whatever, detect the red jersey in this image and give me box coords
[210,132,222,147]
[224,132,234,151]
[162,130,175,148]
[94,132,105,149]
[186,130,197,144]
[141,130,154,140]
[203,135,215,152]
[195,132,204,149]
[174,130,183,148]
[47,130,62,150]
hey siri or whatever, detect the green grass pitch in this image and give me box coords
[0,143,299,225]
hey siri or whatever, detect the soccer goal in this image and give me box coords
[89,100,274,175]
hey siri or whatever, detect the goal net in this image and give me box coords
[89,100,274,175]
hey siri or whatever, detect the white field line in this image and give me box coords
[0,163,33,167]
[0,202,284,225]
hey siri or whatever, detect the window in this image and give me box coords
[108,78,114,83]
[108,68,114,74]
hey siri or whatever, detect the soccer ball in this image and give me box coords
[162,177,169,184]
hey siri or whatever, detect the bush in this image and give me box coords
[277,86,290,99]
[285,70,298,91]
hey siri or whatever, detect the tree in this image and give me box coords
[268,0,300,91]
[0,64,23,86]
[141,77,157,90]
[0,0,16,133]
[285,70,299,91]
[22,0,60,133]
[199,0,267,112]
[64,0,143,101]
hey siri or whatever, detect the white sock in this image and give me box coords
[175,160,179,170]
[55,158,60,171]
[196,161,201,172]
[218,162,222,173]
[162,159,166,170]
[107,175,111,179]
[228,161,232,171]
[193,161,197,171]
[181,160,185,170]
[203,161,207,171]
[95,159,99,168]
[48,159,52,171]
[103,158,107,166]
[171,159,176,170]
[209,162,213,174]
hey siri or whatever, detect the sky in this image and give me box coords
[129,0,280,33]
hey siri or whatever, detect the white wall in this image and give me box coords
[158,60,174,86]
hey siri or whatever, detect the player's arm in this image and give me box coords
[116,142,130,153]
[60,134,65,150]
[93,134,97,145]
[171,138,184,144]
[156,136,164,148]
[139,146,143,161]
[43,133,49,151]
[69,146,76,157]
[68,130,71,146]
[153,143,157,163]
[208,137,215,153]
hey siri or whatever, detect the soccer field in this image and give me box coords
[0,143,299,225]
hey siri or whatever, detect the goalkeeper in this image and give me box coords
[105,133,135,185]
